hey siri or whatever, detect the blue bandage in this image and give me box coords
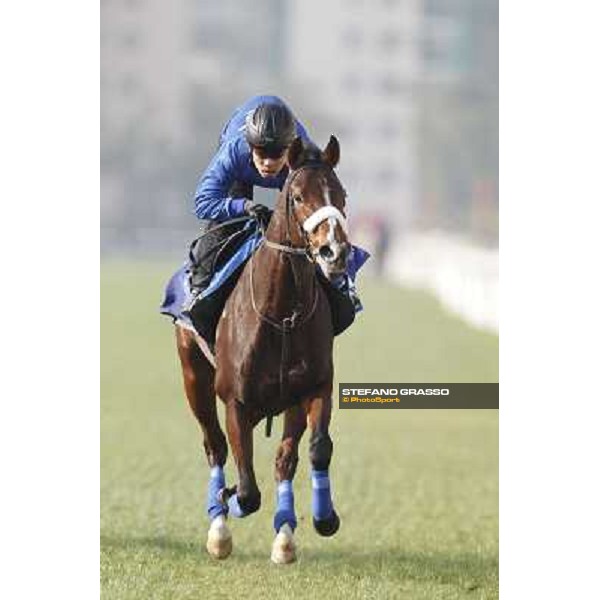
[227,493,248,518]
[311,469,333,521]
[273,480,297,532]
[206,466,227,520]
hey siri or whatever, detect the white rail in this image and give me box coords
[384,231,498,334]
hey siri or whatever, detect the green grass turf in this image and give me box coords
[101,261,498,599]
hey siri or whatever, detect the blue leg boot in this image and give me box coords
[206,466,228,520]
[273,480,298,533]
[311,469,340,537]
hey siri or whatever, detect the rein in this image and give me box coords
[261,239,308,256]
[249,252,319,333]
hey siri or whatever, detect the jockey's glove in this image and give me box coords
[244,201,273,228]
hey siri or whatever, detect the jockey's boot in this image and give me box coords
[317,272,360,336]
[331,274,363,313]
[188,219,219,298]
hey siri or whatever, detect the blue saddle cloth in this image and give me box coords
[160,223,263,328]
[159,228,369,334]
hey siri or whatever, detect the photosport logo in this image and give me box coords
[338,384,499,409]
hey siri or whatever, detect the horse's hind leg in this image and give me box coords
[306,386,341,537]
[271,403,306,564]
[175,326,231,559]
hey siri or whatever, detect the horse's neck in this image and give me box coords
[254,213,315,317]
[265,205,294,246]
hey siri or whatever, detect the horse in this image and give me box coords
[174,135,350,564]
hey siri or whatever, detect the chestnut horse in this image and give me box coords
[175,135,349,564]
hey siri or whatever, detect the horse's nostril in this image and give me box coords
[319,245,334,261]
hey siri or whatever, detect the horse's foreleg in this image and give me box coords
[273,404,306,531]
[271,404,306,564]
[176,327,232,558]
[223,399,261,518]
[306,389,340,537]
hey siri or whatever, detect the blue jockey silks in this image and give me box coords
[207,466,227,520]
[273,480,297,532]
[311,469,334,521]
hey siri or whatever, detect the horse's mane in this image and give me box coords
[291,141,346,197]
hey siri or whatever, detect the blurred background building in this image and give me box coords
[101,0,498,331]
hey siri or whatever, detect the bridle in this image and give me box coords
[250,164,326,330]
[250,162,347,324]
[250,162,348,326]
[262,163,348,261]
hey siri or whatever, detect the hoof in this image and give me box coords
[271,523,297,565]
[313,510,340,537]
[206,515,233,559]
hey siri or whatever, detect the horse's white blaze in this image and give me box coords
[322,180,337,247]
[322,178,332,205]
[327,217,336,246]
[271,523,297,564]
[206,515,233,559]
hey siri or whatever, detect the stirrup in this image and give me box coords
[349,291,363,313]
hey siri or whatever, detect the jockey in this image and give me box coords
[188,95,364,327]
[194,95,312,224]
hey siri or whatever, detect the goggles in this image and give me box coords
[252,144,288,159]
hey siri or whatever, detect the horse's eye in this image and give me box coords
[293,195,302,203]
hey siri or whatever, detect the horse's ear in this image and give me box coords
[287,136,304,170]
[322,135,340,168]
